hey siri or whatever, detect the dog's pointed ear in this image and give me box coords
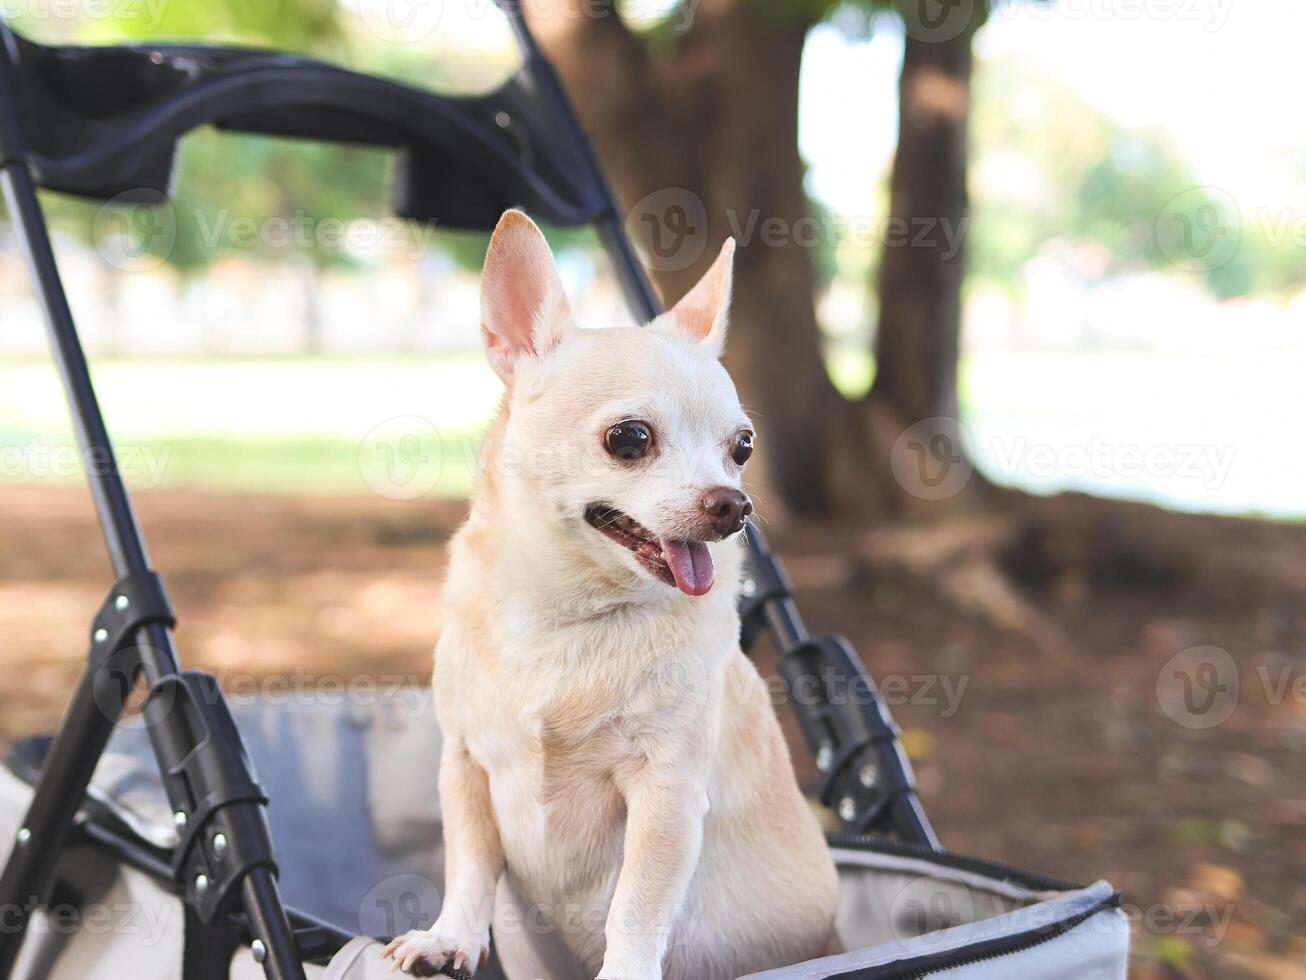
[481,210,573,384]
[656,238,734,358]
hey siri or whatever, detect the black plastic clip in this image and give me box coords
[89,569,175,663]
[777,634,923,838]
[151,672,278,924]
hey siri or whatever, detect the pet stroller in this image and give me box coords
[0,3,1128,977]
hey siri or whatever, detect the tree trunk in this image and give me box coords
[869,23,975,435]
[692,3,885,518]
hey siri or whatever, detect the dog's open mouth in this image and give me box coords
[584,505,715,597]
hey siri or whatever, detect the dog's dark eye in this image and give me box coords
[605,421,652,460]
[731,431,754,466]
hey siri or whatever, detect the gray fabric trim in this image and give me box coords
[828,848,1054,905]
[739,881,1121,979]
[322,937,384,979]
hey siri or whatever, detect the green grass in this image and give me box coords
[0,354,497,497]
[0,431,482,497]
[160,434,480,497]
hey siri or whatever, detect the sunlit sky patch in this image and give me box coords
[800,0,1306,218]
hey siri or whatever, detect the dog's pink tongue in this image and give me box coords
[661,539,715,596]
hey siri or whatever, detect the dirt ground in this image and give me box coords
[2,485,1304,979]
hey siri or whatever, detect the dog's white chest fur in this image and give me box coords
[459,591,734,891]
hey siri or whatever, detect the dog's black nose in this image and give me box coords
[699,487,753,537]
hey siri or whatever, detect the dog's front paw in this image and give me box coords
[381,927,488,976]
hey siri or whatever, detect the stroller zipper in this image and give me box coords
[854,893,1121,979]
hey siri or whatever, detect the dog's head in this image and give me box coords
[478,210,753,599]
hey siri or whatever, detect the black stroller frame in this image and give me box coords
[0,2,936,977]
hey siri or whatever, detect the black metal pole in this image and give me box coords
[241,871,309,980]
[498,0,662,324]
[0,650,138,975]
[0,160,150,578]
[597,217,663,323]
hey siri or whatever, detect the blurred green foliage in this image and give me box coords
[81,0,343,52]
[970,55,1264,300]
[165,134,393,272]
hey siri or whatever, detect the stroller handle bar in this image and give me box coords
[0,21,605,228]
